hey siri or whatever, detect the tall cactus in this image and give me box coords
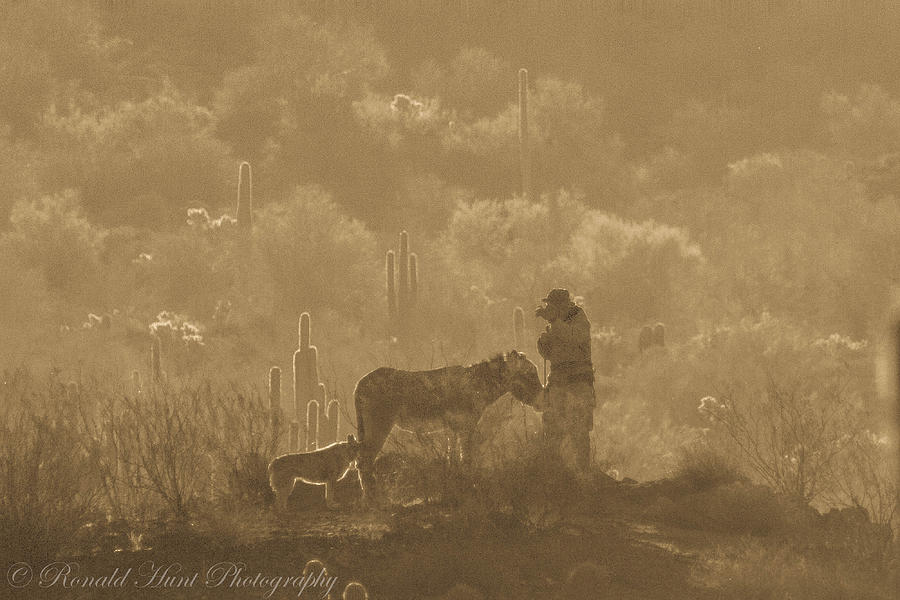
[386,250,396,330]
[292,312,340,449]
[398,231,409,322]
[514,306,525,349]
[237,161,252,232]
[386,231,419,339]
[653,322,666,347]
[638,325,653,354]
[518,68,531,201]
[299,312,310,350]
[409,253,418,311]
[306,400,319,451]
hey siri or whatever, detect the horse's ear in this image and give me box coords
[347,433,357,444]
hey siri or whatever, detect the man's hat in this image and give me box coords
[542,288,572,306]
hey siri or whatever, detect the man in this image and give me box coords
[535,288,595,474]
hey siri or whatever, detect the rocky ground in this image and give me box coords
[12,463,896,600]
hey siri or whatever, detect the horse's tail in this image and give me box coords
[353,380,365,443]
[266,457,276,488]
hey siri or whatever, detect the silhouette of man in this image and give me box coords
[535,288,595,474]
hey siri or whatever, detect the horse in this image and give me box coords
[353,350,543,502]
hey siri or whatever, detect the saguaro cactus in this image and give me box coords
[639,323,666,353]
[514,306,525,349]
[409,253,418,311]
[237,161,252,232]
[518,68,531,201]
[306,400,319,451]
[292,312,340,449]
[268,366,281,426]
[299,312,310,349]
[638,325,653,354]
[398,231,410,322]
[386,231,419,339]
[322,394,340,444]
[386,250,397,328]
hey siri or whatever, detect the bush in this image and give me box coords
[0,371,100,560]
[254,185,380,319]
[695,537,898,600]
[3,190,105,303]
[657,480,814,536]
[38,83,233,227]
[697,316,876,504]
[671,440,743,491]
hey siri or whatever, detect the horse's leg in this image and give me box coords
[356,409,392,506]
[324,479,335,509]
[458,425,477,471]
[270,470,293,512]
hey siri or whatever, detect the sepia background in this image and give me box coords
[1,1,899,598]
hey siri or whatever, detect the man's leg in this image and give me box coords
[542,408,564,459]
[576,384,594,472]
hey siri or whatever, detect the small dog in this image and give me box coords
[267,434,361,510]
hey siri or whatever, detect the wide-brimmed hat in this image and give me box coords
[542,288,572,306]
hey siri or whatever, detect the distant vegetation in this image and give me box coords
[0,0,897,564]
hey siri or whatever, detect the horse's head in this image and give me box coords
[500,350,544,407]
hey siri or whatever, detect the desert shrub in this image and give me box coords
[821,430,899,533]
[658,480,815,536]
[114,385,214,520]
[481,450,581,532]
[440,75,626,202]
[697,318,875,504]
[0,241,53,359]
[591,396,703,482]
[147,310,206,375]
[38,83,233,227]
[411,47,511,118]
[254,185,380,319]
[666,99,760,179]
[136,229,235,318]
[0,371,100,560]
[373,429,467,507]
[695,537,897,600]
[671,440,744,492]
[0,127,41,223]
[0,2,120,137]
[212,11,388,212]
[551,210,704,325]
[198,385,283,509]
[3,190,106,303]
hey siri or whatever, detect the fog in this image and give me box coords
[0,3,898,596]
